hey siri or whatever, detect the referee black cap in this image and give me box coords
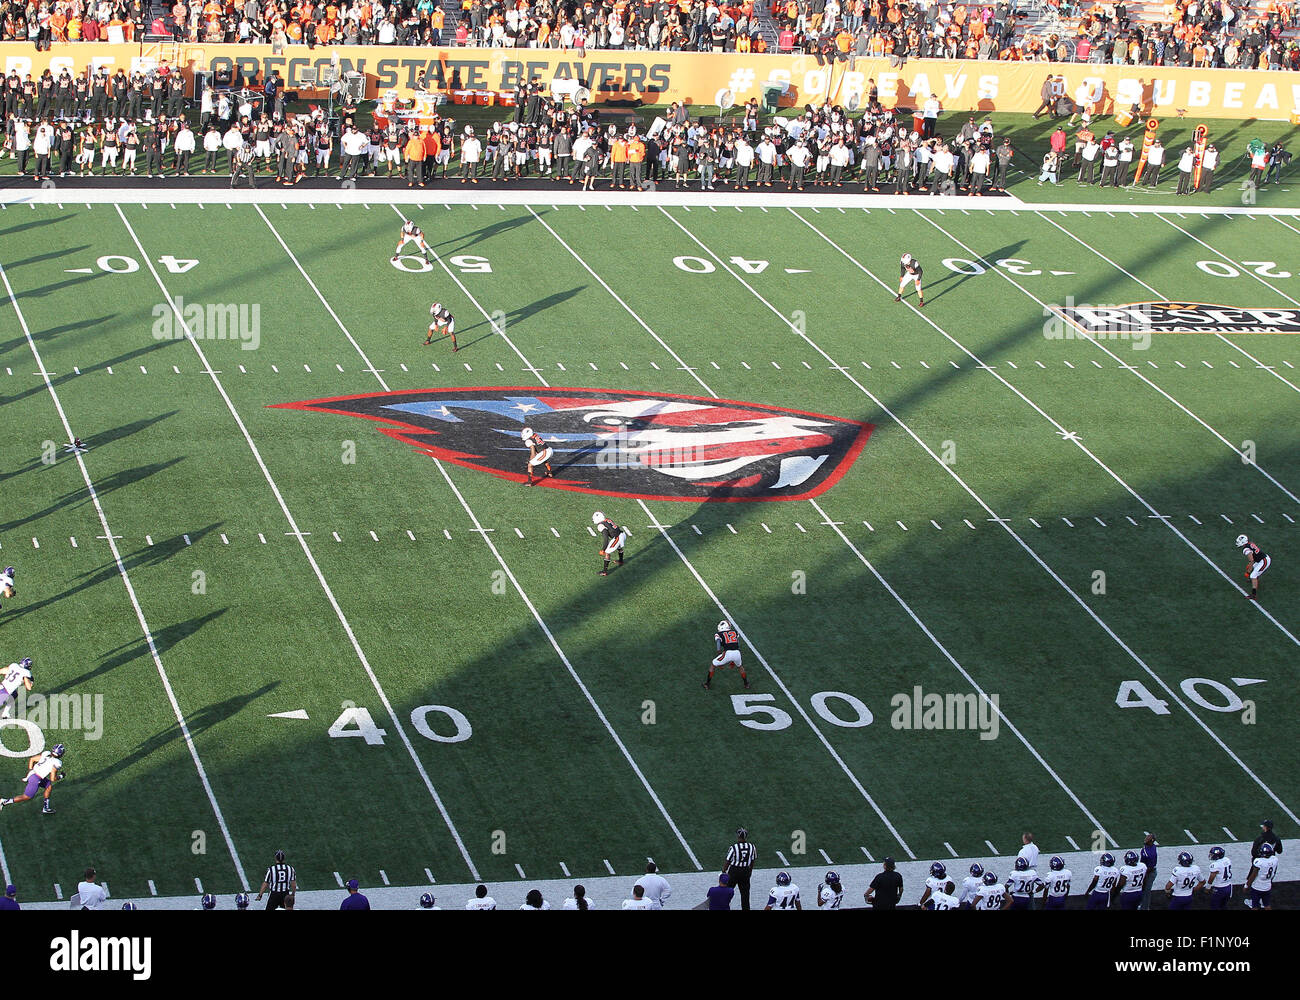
[736,827,748,840]
[275,850,285,862]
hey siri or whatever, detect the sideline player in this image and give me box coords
[816,871,843,909]
[1236,534,1270,601]
[896,252,925,307]
[704,620,749,690]
[0,743,64,814]
[392,219,433,263]
[425,302,457,352]
[1244,842,1277,910]
[765,871,801,910]
[0,657,33,718]
[1085,852,1120,909]
[1165,851,1204,910]
[1117,850,1147,910]
[974,870,1006,910]
[958,863,985,908]
[520,427,554,485]
[1204,846,1233,909]
[919,861,955,909]
[592,511,628,577]
[1040,855,1072,909]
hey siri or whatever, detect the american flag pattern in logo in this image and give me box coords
[275,387,873,502]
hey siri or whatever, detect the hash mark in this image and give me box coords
[407,530,416,541]
[515,864,527,878]
[1221,514,1233,523]
[1125,516,1137,526]
[1284,513,1295,523]
[1189,515,1202,525]
[551,527,560,537]
[795,522,806,533]
[1066,836,1080,850]
[930,519,942,530]
[259,533,267,544]
[772,362,781,369]
[741,362,751,369]
[896,521,907,531]
[70,537,77,548]
[1184,829,1199,843]
[369,530,379,542]
[1251,513,1264,523]
[726,523,736,534]
[332,531,342,541]
[1223,827,1237,841]
[603,859,615,875]
[776,851,790,866]
[864,522,874,531]
[861,847,874,861]
[693,525,702,535]
[1062,517,1074,527]
[964,519,976,530]
[334,872,344,887]
[761,523,771,533]
[148,880,157,896]
[514,528,524,538]
[425,868,436,884]
[220,534,228,545]
[1029,518,1041,528]
[380,870,390,885]
[560,862,570,877]
[985,840,998,854]
[444,529,452,540]
[943,842,958,858]
[1063,361,1074,369]
[819,849,833,865]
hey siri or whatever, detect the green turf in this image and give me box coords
[0,196,1296,901]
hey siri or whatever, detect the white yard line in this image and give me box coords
[666,208,1300,826]
[908,211,1300,645]
[1037,211,1300,399]
[1,257,249,891]
[116,204,480,881]
[262,203,701,871]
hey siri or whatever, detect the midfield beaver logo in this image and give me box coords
[275,387,873,502]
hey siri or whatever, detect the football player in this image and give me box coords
[1236,534,1270,600]
[392,219,433,263]
[1005,856,1040,910]
[958,863,985,908]
[895,253,924,307]
[1165,851,1204,910]
[592,511,628,577]
[1040,855,1072,909]
[974,870,1006,910]
[765,871,801,910]
[816,871,843,909]
[919,861,955,909]
[0,566,14,610]
[1085,852,1120,909]
[0,742,63,814]
[704,620,749,690]
[1244,842,1277,910]
[0,658,33,719]
[1204,846,1233,909]
[425,302,457,352]
[520,427,554,485]
[1117,850,1148,910]
[925,886,960,910]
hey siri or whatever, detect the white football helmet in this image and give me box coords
[592,511,605,525]
[901,253,913,265]
[1235,534,1249,548]
[521,427,535,442]
[430,302,442,316]
[717,620,730,632]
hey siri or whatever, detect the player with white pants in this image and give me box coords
[0,565,15,609]
[425,302,456,352]
[392,220,432,263]
[1237,534,1271,600]
[520,426,553,484]
[705,620,749,689]
[593,512,628,577]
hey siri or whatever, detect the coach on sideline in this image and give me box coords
[723,828,757,910]
[257,850,296,910]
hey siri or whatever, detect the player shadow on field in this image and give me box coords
[3,525,224,631]
[922,240,1028,306]
[0,214,76,239]
[0,315,115,361]
[457,286,585,351]
[0,457,185,534]
[4,244,92,272]
[47,609,232,702]
[0,412,178,488]
[434,212,534,256]
[11,269,105,302]
[0,330,173,407]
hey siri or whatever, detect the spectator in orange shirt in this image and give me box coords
[422,129,440,182]
[611,134,629,189]
[627,134,646,188]
[404,132,426,187]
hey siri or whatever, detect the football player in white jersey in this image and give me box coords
[705,620,749,690]
[765,871,801,910]
[0,566,15,609]
[1040,856,1072,910]
[1005,856,1040,910]
[1085,853,1120,909]
[1236,534,1271,601]
[1165,851,1204,910]
[1204,846,1233,910]
[1117,850,1148,910]
[816,871,843,909]
[392,219,433,263]
[563,885,596,910]
[1244,843,1278,910]
[926,888,960,910]
[465,884,497,910]
[895,253,925,307]
[0,657,33,718]
[958,863,986,908]
[919,861,955,909]
[0,743,63,814]
[973,871,1006,910]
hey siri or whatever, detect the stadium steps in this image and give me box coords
[752,4,782,51]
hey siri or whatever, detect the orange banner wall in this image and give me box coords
[3,44,1300,121]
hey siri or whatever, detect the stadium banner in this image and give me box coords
[3,43,1300,120]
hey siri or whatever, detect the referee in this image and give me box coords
[256,850,296,911]
[723,827,757,911]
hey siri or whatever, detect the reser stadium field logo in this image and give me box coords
[276,388,873,502]
[1050,301,1300,338]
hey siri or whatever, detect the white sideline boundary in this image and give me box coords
[23,838,1293,910]
[5,184,1300,214]
[113,205,481,881]
[0,258,250,892]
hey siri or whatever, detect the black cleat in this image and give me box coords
[702,681,711,690]
[599,570,608,577]
[894,294,901,302]
[743,679,751,689]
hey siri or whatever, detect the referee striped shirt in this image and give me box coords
[725,842,757,870]
[265,863,295,893]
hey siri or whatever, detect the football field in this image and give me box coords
[1,192,1298,904]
